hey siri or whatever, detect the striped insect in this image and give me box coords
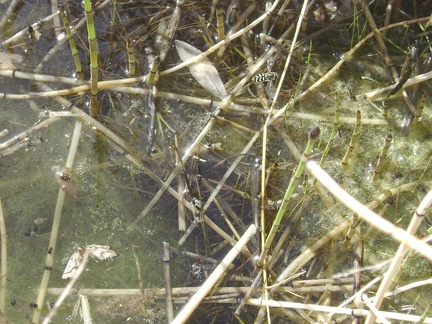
[252,72,278,83]
[252,71,279,100]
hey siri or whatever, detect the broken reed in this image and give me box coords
[59,7,83,79]
[126,39,135,76]
[32,121,82,324]
[413,93,426,123]
[216,2,225,40]
[341,110,361,165]
[84,0,99,118]
[319,102,340,167]
[257,126,320,267]
[145,55,160,86]
[394,222,432,284]
[372,133,392,181]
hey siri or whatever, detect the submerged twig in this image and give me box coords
[41,252,90,324]
[306,161,432,263]
[32,121,82,324]
[172,224,256,324]
[163,242,174,322]
[365,189,432,323]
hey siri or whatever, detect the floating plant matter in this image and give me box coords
[62,245,117,279]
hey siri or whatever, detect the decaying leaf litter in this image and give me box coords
[0,0,432,323]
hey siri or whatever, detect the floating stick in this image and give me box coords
[32,121,82,324]
[247,298,432,322]
[365,189,432,323]
[358,0,399,81]
[80,295,93,324]
[234,271,261,317]
[1,10,60,46]
[163,242,174,322]
[146,84,158,155]
[257,127,320,267]
[393,247,419,285]
[372,133,392,181]
[217,1,256,57]
[341,110,361,165]
[306,161,432,263]
[41,252,89,324]
[172,225,256,324]
[157,0,184,62]
[60,7,84,79]
[0,129,9,140]
[161,0,282,76]
[0,0,21,30]
[84,0,99,118]
[0,199,7,313]
[361,69,432,100]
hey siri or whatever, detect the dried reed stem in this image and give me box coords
[160,0,281,76]
[163,242,174,322]
[365,188,432,323]
[258,126,320,266]
[307,160,432,262]
[32,121,82,324]
[0,0,21,30]
[172,224,256,324]
[41,252,90,324]
[247,298,432,322]
[0,199,7,313]
[80,295,93,324]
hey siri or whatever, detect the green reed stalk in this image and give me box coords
[216,2,225,40]
[59,7,84,79]
[365,188,432,323]
[341,110,361,165]
[257,127,320,267]
[413,93,426,123]
[319,102,340,167]
[145,56,160,86]
[126,39,135,76]
[372,133,392,181]
[111,0,117,27]
[84,0,99,118]
[394,223,432,284]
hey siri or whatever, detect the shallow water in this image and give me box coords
[1,0,432,323]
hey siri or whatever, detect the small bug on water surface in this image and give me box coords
[252,72,278,83]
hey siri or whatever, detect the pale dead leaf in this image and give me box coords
[175,40,227,99]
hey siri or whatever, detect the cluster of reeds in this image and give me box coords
[0,0,432,323]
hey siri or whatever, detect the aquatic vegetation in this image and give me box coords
[0,0,431,323]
